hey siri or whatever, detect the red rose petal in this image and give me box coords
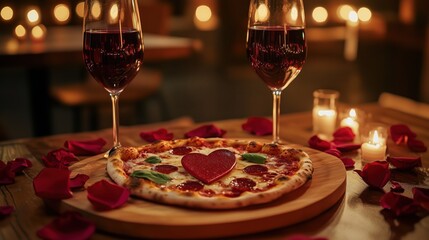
[0,158,33,185]
[412,187,429,211]
[335,143,362,152]
[333,127,355,143]
[390,180,404,193]
[69,174,90,189]
[0,206,14,217]
[386,156,422,170]
[241,117,273,136]
[33,168,73,200]
[42,149,78,168]
[87,179,129,211]
[139,128,174,143]
[389,124,417,144]
[184,124,226,138]
[324,148,341,158]
[36,211,95,240]
[407,138,427,153]
[64,138,107,156]
[380,192,418,216]
[354,161,391,189]
[340,157,355,169]
[308,135,333,152]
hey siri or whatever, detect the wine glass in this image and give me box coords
[83,0,144,156]
[246,0,307,143]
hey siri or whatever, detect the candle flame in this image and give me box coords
[349,108,357,118]
[371,130,380,144]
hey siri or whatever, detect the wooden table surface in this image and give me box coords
[0,104,428,239]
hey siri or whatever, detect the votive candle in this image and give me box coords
[313,107,337,137]
[361,130,386,162]
[340,108,359,135]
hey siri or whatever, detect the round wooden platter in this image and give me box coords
[59,144,346,239]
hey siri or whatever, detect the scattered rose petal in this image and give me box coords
[333,127,355,143]
[335,143,361,153]
[87,179,129,211]
[140,128,174,142]
[33,168,73,200]
[407,138,427,153]
[389,124,416,144]
[241,117,272,136]
[412,187,429,211]
[390,181,405,193]
[380,192,418,216]
[325,148,341,158]
[37,211,95,240]
[285,234,328,240]
[308,135,332,152]
[64,138,107,156]
[184,124,226,138]
[0,158,32,185]
[0,206,14,217]
[386,156,422,170]
[69,174,90,189]
[340,157,355,169]
[42,149,78,169]
[354,161,391,189]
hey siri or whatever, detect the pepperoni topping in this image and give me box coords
[229,178,256,192]
[177,180,204,191]
[153,164,178,174]
[243,165,268,176]
[172,146,192,155]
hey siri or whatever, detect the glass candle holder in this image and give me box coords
[339,107,366,137]
[312,89,339,137]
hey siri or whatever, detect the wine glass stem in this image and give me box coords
[110,93,121,149]
[272,90,282,143]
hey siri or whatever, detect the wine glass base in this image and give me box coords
[104,144,121,158]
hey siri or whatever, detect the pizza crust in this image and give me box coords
[106,138,313,209]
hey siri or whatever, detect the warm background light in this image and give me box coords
[109,3,119,21]
[358,7,372,22]
[312,6,328,23]
[53,4,71,24]
[338,5,354,21]
[91,1,102,19]
[75,2,85,18]
[195,5,211,22]
[14,25,26,39]
[348,10,358,23]
[255,4,269,22]
[1,6,13,21]
[27,8,41,24]
[31,24,46,40]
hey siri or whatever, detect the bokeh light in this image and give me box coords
[53,4,71,24]
[337,5,354,21]
[14,25,27,39]
[312,7,328,23]
[195,5,212,22]
[358,7,372,22]
[27,8,41,24]
[1,6,14,21]
[75,2,85,18]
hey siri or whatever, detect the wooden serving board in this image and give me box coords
[59,144,346,239]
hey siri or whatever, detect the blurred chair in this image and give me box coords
[378,92,429,119]
[50,0,172,131]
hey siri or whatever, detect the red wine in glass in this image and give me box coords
[247,26,306,91]
[83,29,144,92]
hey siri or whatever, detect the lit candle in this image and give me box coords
[340,108,359,135]
[313,107,337,137]
[361,130,386,162]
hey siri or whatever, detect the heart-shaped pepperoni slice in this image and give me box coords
[181,149,236,184]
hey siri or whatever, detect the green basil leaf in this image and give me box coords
[241,153,267,164]
[131,170,172,185]
[144,156,162,164]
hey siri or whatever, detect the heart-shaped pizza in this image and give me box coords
[107,137,313,209]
